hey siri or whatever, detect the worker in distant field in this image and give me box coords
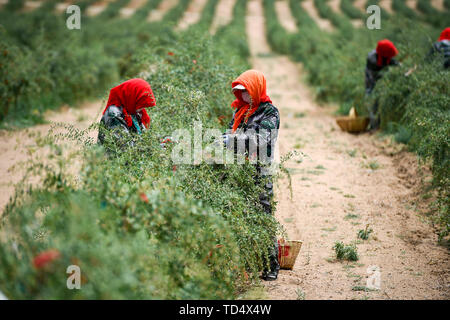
[98,78,156,151]
[365,39,399,131]
[222,69,280,281]
[427,27,450,69]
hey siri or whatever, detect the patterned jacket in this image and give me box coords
[427,40,450,69]
[97,105,146,150]
[365,49,399,94]
[224,102,280,165]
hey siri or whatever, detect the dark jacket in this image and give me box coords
[427,40,450,69]
[224,102,280,164]
[365,49,399,94]
[97,105,146,150]
[224,101,280,215]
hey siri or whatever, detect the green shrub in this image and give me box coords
[333,241,359,261]
[445,0,450,10]
[340,0,364,19]
[0,7,284,298]
[416,0,448,29]
[0,0,189,127]
[98,0,131,19]
[392,0,420,20]
[5,0,25,11]
[268,0,449,238]
[314,0,354,33]
[357,225,373,240]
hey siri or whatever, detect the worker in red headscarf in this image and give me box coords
[365,39,400,130]
[222,70,280,281]
[98,78,156,150]
[427,27,450,69]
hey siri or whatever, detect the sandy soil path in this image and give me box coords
[329,0,363,28]
[176,0,209,30]
[379,0,393,14]
[55,1,74,14]
[86,0,115,17]
[405,0,420,13]
[22,1,42,12]
[0,101,103,213]
[119,0,147,18]
[431,0,445,11]
[328,0,341,14]
[301,0,334,31]
[210,0,237,34]
[274,0,297,33]
[353,0,366,12]
[246,0,449,300]
[148,0,179,22]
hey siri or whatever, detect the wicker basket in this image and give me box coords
[278,239,303,270]
[336,107,369,133]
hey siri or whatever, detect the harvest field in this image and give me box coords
[0,0,449,300]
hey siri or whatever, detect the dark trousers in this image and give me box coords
[365,89,380,131]
[368,99,380,130]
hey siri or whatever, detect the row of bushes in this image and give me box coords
[340,0,364,20]
[0,0,177,127]
[314,0,354,32]
[264,0,449,239]
[0,0,283,299]
[416,0,449,29]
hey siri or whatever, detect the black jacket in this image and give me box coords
[224,102,280,163]
[427,40,450,69]
[365,49,399,94]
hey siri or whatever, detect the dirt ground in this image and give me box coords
[378,0,393,14]
[55,1,74,13]
[210,0,237,34]
[119,0,147,18]
[321,0,363,28]
[1,0,449,300]
[301,0,334,31]
[0,101,103,213]
[246,0,449,300]
[176,0,209,30]
[353,0,366,12]
[86,0,114,17]
[274,0,297,33]
[431,0,445,11]
[147,0,179,22]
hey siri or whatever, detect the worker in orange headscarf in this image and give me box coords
[97,78,156,151]
[365,39,400,130]
[427,27,450,69]
[222,70,280,281]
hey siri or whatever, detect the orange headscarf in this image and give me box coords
[103,79,156,129]
[230,70,272,132]
[438,27,450,41]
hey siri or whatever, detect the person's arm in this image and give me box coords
[425,42,438,63]
[365,67,376,94]
[389,58,400,66]
[227,112,235,130]
[365,52,378,94]
[222,111,236,147]
[98,106,132,150]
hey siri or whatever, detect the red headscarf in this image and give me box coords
[103,79,156,129]
[376,39,399,67]
[438,27,450,41]
[230,70,272,133]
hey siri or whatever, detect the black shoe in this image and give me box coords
[262,269,279,281]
